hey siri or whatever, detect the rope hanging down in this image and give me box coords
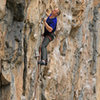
[33,12,46,100]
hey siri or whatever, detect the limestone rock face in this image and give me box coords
[0,0,100,100]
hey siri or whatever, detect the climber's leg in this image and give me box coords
[38,36,50,65]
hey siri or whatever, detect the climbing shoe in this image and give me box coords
[38,60,47,65]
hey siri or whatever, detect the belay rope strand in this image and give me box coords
[33,12,46,100]
[33,37,44,100]
[33,61,40,100]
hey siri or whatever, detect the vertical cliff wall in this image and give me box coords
[0,0,100,100]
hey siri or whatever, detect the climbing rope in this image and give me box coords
[33,62,40,100]
[33,4,47,99]
[33,35,44,100]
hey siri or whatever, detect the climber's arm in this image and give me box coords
[46,12,50,17]
[44,18,53,32]
[46,9,50,17]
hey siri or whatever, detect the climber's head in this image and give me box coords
[52,8,61,17]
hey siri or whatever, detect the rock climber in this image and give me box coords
[38,8,61,65]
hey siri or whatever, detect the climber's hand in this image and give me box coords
[43,18,47,23]
[46,9,50,17]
